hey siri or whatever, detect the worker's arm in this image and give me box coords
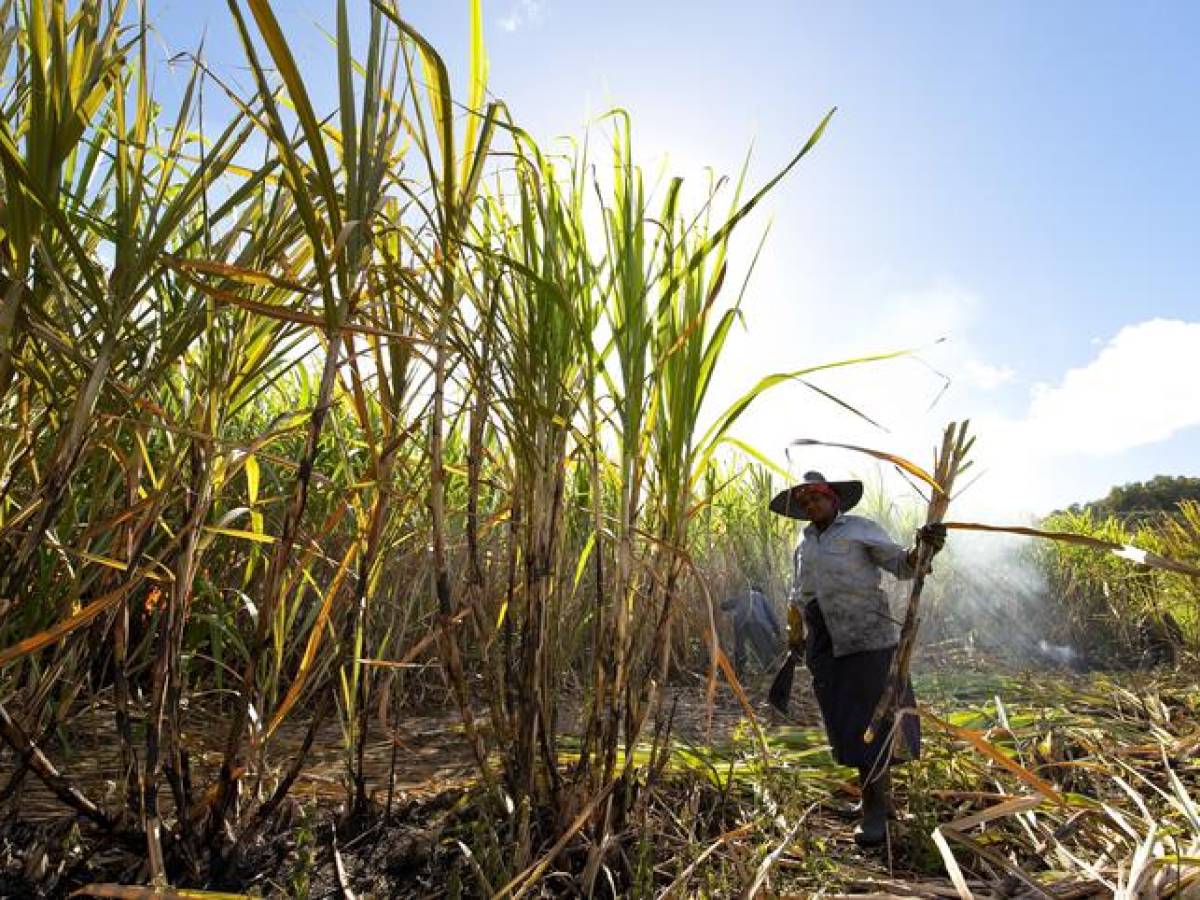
[861,520,918,578]
[903,523,948,569]
[861,520,946,578]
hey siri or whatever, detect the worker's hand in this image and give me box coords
[916,522,947,554]
[787,603,805,651]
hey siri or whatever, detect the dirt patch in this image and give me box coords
[1,675,819,896]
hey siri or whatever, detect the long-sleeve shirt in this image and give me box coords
[790,513,916,657]
[720,590,782,635]
[720,589,783,668]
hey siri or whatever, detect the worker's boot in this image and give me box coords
[854,767,891,848]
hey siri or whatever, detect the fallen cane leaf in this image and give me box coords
[923,707,1064,804]
[72,886,253,899]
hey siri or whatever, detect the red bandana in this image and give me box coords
[797,483,839,506]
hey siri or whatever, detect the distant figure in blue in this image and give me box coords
[720,585,783,677]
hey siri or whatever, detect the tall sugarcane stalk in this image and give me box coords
[374,0,502,795]
[864,420,974,746]
[212,0,369,837]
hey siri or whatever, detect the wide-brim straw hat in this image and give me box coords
[769,470,863,520]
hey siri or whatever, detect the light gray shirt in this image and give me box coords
[790,513,916,657]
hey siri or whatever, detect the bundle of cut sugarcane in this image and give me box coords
[864,421,974,746]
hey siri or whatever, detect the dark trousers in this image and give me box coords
[735,620,780,675]
[804,600,921,769]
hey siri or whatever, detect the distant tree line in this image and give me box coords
[1061,475,1200,521]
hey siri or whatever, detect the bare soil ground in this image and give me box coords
[1,672,822,897]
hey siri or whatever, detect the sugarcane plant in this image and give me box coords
[0,2,900,893]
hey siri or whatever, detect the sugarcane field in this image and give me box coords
[5,1,1200,897]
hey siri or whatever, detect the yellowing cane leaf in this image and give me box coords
[245,0,338,221]
[789,438,944,494]
[694,437,792,489]
[945,794,1044,832]
[72,886,253,899]
[73,551,129,571]
[178,273,424,342]
[0,581,138,667]
[162,255,311,293]
[371,3,456,208]
[244,454,260,506]
[0,497,44,544]
[458,0,488,195]
[202,527,276,545]
[694,346,923,475]
[266,540,360,737]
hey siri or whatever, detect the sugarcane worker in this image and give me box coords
[719,585,783,677]
[770,471,946,848]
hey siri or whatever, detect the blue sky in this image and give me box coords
[148,1,1200,517]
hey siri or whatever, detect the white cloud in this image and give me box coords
[499,0,546,33]
[1019,319,1200,455]
[964,360,1015,390]
[956,318,1200,518]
